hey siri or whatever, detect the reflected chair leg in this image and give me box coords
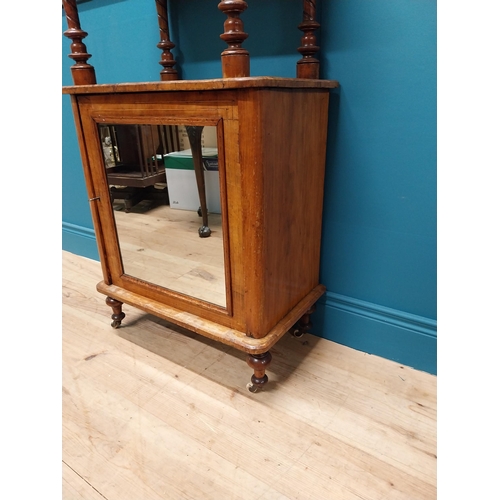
[186,125,211,238]
[246,351,272,392]
[105,296,125,329]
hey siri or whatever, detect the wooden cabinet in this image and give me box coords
[62,0,338,391]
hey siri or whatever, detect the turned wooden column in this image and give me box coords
[218,0,250,78]
[155,0,178,80]
[297,0,320,79]
[62,0,97,85]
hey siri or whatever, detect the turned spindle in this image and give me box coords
[218,0,250,78]
[62,0,96,85]
[297,0,320,79]
[155,0,178,80]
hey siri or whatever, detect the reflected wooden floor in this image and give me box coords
[62,251,437,500]
[113,201,226,307]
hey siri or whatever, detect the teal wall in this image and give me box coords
[62,0,437,374]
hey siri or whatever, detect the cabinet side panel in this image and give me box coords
[258,89,330,336]
[237,90,267,337]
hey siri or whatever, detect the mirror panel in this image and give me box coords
[98,123,227,308]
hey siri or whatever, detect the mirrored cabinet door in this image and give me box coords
[93,119,229,309]
[76,89,245,323]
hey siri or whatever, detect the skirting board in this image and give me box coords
[62,222,99,261]
[313,292,437,375]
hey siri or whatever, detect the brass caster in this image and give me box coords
[290,327,305,339]
[111,319,121,329]
[289,327,309,345]
[246,382,261,393]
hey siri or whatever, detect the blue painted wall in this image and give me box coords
[62,0,437,374]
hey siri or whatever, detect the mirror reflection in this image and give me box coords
[98,123,226,307]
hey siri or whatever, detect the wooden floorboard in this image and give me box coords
[62,250,437,500]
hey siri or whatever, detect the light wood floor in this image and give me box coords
[62,250,437,500]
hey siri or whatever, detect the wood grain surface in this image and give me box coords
[63,251,437,500]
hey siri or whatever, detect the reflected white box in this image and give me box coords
[164,149,221,214]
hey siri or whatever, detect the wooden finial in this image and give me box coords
[297,0,320,79]
[218,0,250,78]
[155,0,178,80]
[62,0,96,85]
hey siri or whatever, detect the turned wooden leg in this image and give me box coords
[105,296,125,329]
[246,351,272,392]
[291,304,316,338]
